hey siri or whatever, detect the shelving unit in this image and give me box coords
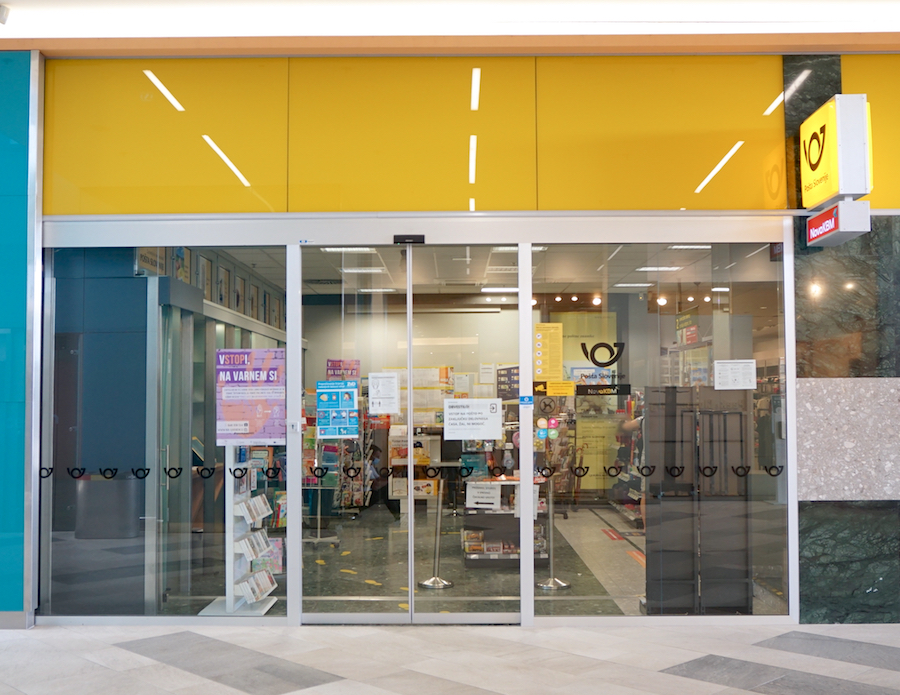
[201,445,277,616]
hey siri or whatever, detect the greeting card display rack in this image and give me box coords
[200,445,278,616]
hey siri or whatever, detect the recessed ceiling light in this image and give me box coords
[323,247,375,253]
[592,297,601,306]
[358,288,396,293]
[657,297,668,306]
[669,245,711,250]
[492,246,547,252]
[531,298,538,306]
[571,296,578,301]
[845,282,855,290]
[636,266,683,272]
[711,287,730,292]
[340,267,384,274]
[687,295,695,302]
[704,296,712,302]
[614,283,653,288]
[555,296,562,302]
[486,297,492,302]
[481,287,517,293]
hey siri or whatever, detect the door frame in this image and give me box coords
[38,211,798,626]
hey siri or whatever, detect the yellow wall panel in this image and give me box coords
[843,55,900,209]
[288,57,536,212]
[44,58,288,214]
[536,56,786,210]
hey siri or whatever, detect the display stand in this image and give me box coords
[418,476,453,589]
[201,446,278,616]
[303,467,339,544]
[536,472,570,591]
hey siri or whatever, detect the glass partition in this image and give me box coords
[530,242,787,616]
[40,246,288,617]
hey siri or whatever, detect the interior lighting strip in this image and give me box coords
[202,135,251,187]
[142,70,185,112]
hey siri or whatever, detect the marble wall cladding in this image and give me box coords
[783,55,841,211]
[799,501,900,623]
[796,217,900,378]
[797,377,900,500]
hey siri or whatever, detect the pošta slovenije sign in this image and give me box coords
[216,349,286,446]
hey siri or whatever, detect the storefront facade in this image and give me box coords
[2,42,900,627]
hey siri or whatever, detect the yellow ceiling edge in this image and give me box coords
[6,32,900,58]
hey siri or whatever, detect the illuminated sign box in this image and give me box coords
[799,94,873,210]
[806,199,871,247]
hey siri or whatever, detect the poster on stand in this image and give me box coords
[316,380,360,438]
[215,348,286,446]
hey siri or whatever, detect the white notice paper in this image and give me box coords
[368,372,400,414]
[479,363,496,385]
[714,360,757,390]
[466,482,502,511]
[443,398,503,441]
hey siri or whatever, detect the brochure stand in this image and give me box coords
[201,446,278,616]
[536,470,570,591]
[418,475,453,589]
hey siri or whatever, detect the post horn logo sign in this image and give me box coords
[581,342,624,368]
[803,125,826,172]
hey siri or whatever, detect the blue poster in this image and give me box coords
[316,380,360,439]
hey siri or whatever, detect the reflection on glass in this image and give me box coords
[40,246,288,617]
[531,242,787,616]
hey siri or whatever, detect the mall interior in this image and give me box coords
[3,1,900,640]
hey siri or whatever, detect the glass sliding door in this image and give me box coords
[300,246,410,617]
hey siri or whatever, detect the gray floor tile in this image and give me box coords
[117,631,342,691]
[662,654,788,690]
[754,671,900,695]
[756,631,900,672]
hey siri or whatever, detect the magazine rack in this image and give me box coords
[200,445,278,616]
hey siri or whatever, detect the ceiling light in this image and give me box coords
[765,69,812,116]
[711,287,730,292]
[668,245,711,250]
[636,266,683,272]
[492,246,547,252]
[614,283,653,288]
[694,141,745,194]
[745,244,770,258]
[657,297,668,306]
[501,297,507,302]
[481,287,517,293]
[555,296,562,302]
[142,70,185,111]
[845,282,855,290]
[810,283,822,296]
[485,297,492,302]
[725,262,737,269]
[340,267,384,274]
[469,135,477,184]
[704,296,711,302]
[687,295,694,302]
[202,135,250,187]
[323,247,375,253]
[592,297,601,306]
[471,67,482,111]
[607,245,623,261]
[358,288,396,293]
[531,298,538,306]
[571,296,578,301]
[469,198,476,212]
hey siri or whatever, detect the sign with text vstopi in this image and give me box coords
[215,349,286,446]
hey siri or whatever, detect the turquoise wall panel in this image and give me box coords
[0,51,31,613]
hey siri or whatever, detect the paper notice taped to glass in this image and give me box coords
[443,398,503,441]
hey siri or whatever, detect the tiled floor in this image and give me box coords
[5,623,900,695]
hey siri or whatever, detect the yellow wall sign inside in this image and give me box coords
[534,323,563,381]
[799,94,873,210]
[799,100,839,209]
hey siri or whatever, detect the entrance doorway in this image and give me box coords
[37,217,791,624]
